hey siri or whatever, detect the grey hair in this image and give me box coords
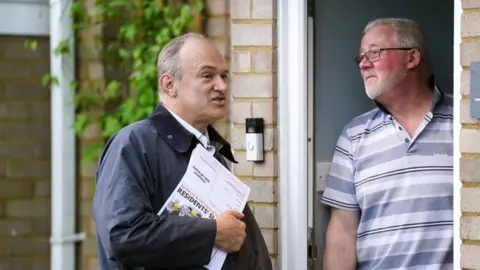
[156,32,209,93]
[363,18,432,74]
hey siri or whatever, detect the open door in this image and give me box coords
[309,1,454,269]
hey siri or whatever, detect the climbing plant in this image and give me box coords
[25,0,204,165]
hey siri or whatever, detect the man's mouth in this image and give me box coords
[211,97,226,104]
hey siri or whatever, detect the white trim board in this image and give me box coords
[0,1,49,36]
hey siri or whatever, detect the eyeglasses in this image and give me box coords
[354,47,416,65]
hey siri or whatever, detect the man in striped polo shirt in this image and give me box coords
[321,18,453,270]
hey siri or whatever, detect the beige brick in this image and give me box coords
[230,101,251,124]
[231,151,253,176]
[253,151,277,177]
[212,39,229,58]
[253,203,276,228]
[460,129,480,153]
[30,102,50,120]
[0,259,32,269]
[81,201,93,217]
[7,238,49,256]
[253,0,275,19]
[461,187,480,212]
[77,43,102,60]
[230,0,250,19]
[461,245,480,268]
[231,74,275,98]
[0,202,4,217]
[463,0,480,9]
[461,216,480,240]
[460,42,480,66]
[206,17,228,37]
[261,229,275,253]
[0,140,49,159]
[0,162,5,178]
[32,258,50,270]
[461,98,480,124]
[34,180,50,197]
[80,161,97,179]
[231,50,251,72]
[82,238,98,256]
[1,37,49,60]
[5,199,50,217]
[3,82,49,101]
[461,70,471,95]
[0,62,31,79]
[0,220,33,236]
[461,158,480,182]
[88,61,104,80]
[0,122,50,140]
[206,0,228,15]
[243,179,275,202]
[253,100,277,124]
[0,180,33,199]
[253,50,276,72]
[231,23,274,46]
[89,257,99,270]
[0,102,30,120]
[82,122,103,140]
[231,125,246,150]
[6,160,50,179]
[462,11,480,37]
[32,217,50,236]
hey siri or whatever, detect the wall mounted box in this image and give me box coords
[471,62,480,119]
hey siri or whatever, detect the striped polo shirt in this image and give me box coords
[321,87,453,270]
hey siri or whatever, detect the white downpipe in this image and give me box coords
[49,0,85,269]
[278,0,309,269]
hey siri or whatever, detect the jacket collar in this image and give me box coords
[147,103,238,163]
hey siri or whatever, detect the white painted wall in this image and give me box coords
[0,0,49,36]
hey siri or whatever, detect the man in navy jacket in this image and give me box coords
[93,32,272,270]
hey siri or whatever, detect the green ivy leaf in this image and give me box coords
[54,39,70,56]
[24,40,38,51]
[75,114,90,135]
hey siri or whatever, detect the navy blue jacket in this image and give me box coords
[93,103,272,270]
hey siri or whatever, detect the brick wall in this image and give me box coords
[0,35,51,269]
[228,0,278,268]
[206,0,231,139]
[460,0,480,268]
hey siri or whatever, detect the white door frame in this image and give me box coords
[277,0,309,269]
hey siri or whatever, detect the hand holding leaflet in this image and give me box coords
[157,144,251,270]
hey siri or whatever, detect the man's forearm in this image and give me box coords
[323,242,356,270]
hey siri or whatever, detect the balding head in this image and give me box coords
[156,32,213,93]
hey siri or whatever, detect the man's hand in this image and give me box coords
[214,210,246,253]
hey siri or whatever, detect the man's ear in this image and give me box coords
[406,49,421,70]
[159,73,177,97]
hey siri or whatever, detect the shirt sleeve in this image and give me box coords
[93,126,217,268]
[320,127,360,211]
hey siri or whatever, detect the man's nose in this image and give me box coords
[215,76,228,91]
[358,57,373,70]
